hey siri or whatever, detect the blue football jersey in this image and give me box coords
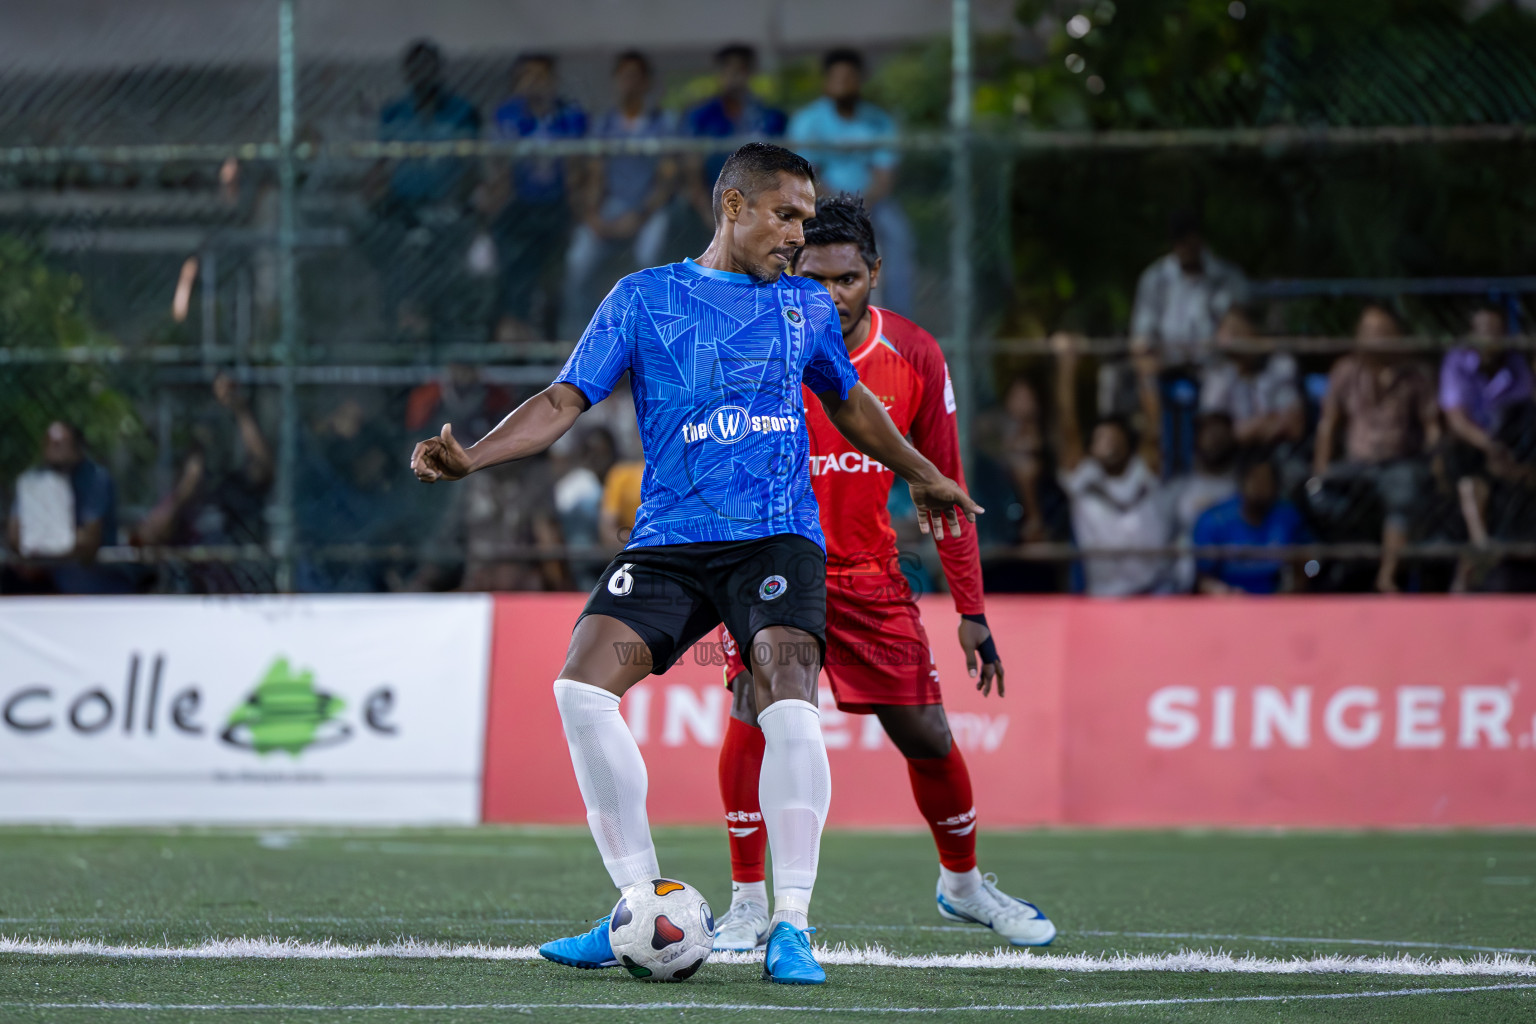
[555,258,860,550]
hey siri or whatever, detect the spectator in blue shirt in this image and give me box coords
[365,39,483,339]
[488,54,588,340]
[682,45,787,230]
[5,421,130,594]
[1192,456,1310,595]
[563,50,678,336]
[788,48,915,315]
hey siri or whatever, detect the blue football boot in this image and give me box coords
[538,914,619,969]
[761,921,826,984]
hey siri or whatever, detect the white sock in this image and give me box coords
[731,880,768,910]
[552,679,659,890]
[941,865,983,899]
[757,698,830,932]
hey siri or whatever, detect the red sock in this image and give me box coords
[718,715,767,883]
[906,743,978,873]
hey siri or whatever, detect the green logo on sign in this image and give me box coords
[221,657,350,756]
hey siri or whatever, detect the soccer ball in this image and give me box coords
[608,878,714,982]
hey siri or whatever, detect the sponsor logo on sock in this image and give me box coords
[936,806,977,836]
[725,810,763,823]
[728,826,759,837]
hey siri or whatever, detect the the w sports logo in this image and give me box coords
[707,405,749,444]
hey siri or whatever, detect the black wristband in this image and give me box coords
[961,613,999,664]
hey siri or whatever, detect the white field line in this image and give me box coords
[4,983,1536,1014]
[4,936,1536,977]
[6,917,1533,957]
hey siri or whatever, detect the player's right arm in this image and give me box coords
[815,383,981,538]
[1052,332,1086,472]
[411,383,589,482]
[412,279,636,483]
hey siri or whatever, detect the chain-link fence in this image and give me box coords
[4,0,1536,598]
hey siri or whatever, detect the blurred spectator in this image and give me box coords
[397,367,517,592]
[551,427,621,588]
[1199,307,1306,451]
[1114,208,1248,476]
[600,457,645,549]
[460,455,566,591]
[1193,456,1311,595]
[404,363,515,441]
[295,393,404,592]
[683,44,787,230]
[1440,303,1536,591]
[366,39,483,339]
[564,50,677,336]
[1312,304,1440,593]
[1054,334,1172,596]
[134,374,274,593]
[973,377,1071,592]
[1166,411,1240,591]
[788,48,915,317]
[4,421,130,594]
[488,55,587,341]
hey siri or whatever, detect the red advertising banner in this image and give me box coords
[483,595,1536,827]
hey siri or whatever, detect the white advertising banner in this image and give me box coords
[0,595,491,824]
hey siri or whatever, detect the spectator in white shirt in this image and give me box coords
[1199,307,1305,450]
[1107,208,1248,478]
[1054,333,1172,596]
[1130,209,1249,368]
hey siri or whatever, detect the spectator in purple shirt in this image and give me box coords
[1441,303,1536,590]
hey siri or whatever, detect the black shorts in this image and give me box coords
[580,534,827,675]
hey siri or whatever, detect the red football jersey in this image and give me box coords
[802,306,984,615]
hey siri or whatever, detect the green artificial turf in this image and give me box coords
[0,827,1533,1022]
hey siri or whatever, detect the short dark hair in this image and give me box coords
[613,49,651,76]
[712,142,816,221]
[1359,301,1404,332]
[1168,206,1203,242]
[799,194,879,269]
[1237,451,1278,487]
[715,43,756,66]
[823,47,864,73]
[514,53,556,75]
[1093,415,1137,451]
[47,419,83,442]
[1471,299,1509,326]
[1196,410,1234,432]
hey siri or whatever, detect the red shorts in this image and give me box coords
[720,577,940,714]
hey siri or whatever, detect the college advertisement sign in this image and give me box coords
[0,595,491,824]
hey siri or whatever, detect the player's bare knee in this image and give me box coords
[728,671,759,726]
[877,703,953,760]
[750,625,821,707]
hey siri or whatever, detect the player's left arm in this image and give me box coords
[802,290,981,539]
[815,383,981,539]
[901,331,1003,696]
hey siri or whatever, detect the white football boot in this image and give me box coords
[712,898,771,952]
[936,872,1057,946]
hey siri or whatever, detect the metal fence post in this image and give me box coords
[272,0,300,592]
[948,0,975,479]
